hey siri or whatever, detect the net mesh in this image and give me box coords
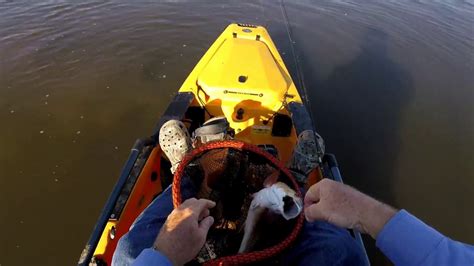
[172,140,304,265]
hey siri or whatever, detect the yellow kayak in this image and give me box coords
[78,23,367,265]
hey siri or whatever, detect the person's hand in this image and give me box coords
[304,178,397,239]
[153,198,216,265]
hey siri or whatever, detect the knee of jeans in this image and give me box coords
[112,234,135,266]
[285,221,366,264]
[112,226,158,264]
[303,221,352,238]
[318,228,366,265]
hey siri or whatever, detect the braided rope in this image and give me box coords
[172,140,304,265]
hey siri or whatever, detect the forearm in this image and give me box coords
[304,179,474,265]
[359,196,397,239]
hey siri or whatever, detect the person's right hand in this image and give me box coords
[304,178,396,239]
[153,198,215,265]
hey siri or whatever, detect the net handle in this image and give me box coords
[171,140,305,265]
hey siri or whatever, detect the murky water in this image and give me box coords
[1,0,473,265]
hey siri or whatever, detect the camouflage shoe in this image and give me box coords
[287,130,325,183]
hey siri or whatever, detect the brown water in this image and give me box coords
[0,0,473,265]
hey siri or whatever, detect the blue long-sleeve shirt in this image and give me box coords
[376,210,474,265]
[132,210,474,265]
[133,249,172,266]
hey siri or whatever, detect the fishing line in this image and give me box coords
[279,0,316,126]
[258,0,268,28]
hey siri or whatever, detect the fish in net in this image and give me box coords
[172,140,304,265]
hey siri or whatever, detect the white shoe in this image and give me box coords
[159,120,192,174]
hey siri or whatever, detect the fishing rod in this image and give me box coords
[279,0,316,126]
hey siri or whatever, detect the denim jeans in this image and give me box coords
[112,180,367,266]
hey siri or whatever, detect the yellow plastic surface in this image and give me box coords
[94,221,117,255]
[179,24,303,162]
[198,38,290,107]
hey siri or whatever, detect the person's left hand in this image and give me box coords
[153,198,216,265]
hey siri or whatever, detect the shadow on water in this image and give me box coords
[302,28,414,265]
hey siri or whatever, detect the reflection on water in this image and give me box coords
[0,0,473,265]
[305,27,416,264]
[312,27,415,204]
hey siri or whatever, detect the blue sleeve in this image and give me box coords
[376,209,474,265]
[132,248,172,266]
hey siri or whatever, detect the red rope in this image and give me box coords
[172,140,304,265]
